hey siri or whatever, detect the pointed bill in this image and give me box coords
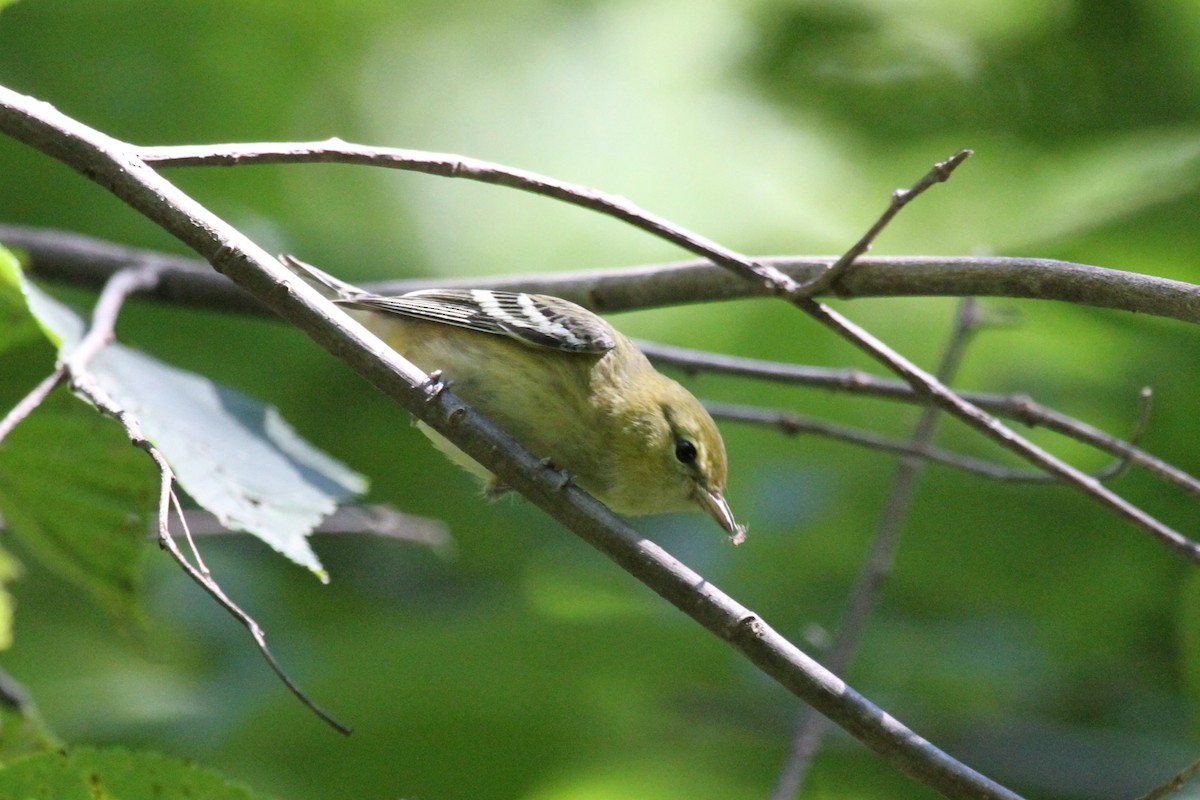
[697,489,746,546]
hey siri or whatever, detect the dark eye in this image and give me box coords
[675,439,698,465]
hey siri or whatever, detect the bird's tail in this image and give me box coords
[277,254,368,302]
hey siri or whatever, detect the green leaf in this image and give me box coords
[0,248,45,354]
[0,389,154,617]
[88,341,365,581]
[0,547,21,652]
[0,258,366,585]
[0,747,275,800]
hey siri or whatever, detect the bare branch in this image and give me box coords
[651,343,1191,498]
[10,229,1200,329]
[138,140,804,295]
[708,402,1131,483]
[0,367,65,444]
[772,298,981,798]
[710,400,1024,478]
[0,85,1027,799]
[1136,756,1200,800]
[796,149,973,297]
[179,505,454,554]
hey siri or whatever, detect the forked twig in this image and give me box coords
[55,265,349,735]
[796,150,973,297]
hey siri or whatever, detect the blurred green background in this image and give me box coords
[2,0,1200,797]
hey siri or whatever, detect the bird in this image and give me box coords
[281,255,744,544]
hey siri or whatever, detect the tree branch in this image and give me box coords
[0,366,65,444]
[1136,756,1200,800]
[653,344,1180,493]
[6,222,1200,325]
[794,150,973,297]
[707,401,1137,483]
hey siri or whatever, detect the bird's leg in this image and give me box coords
[421,369,449,401]
[483,458,572,501]
[540,457,573,491]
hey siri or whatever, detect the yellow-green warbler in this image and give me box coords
[282,256,744,544]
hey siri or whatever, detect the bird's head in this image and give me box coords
[606,372,744,544]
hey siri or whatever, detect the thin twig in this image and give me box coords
[647,342,1193,497]
[796,150,973,297]
[65,265,161,370]
[138,140,804,296]
[1135,757,1200,800]
[708,402,1134,483]
[771,298,983,799]
[0,366,65,444]
[178,505,454,554]
[170,486,210,579]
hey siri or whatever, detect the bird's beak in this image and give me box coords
[697,489,746,546]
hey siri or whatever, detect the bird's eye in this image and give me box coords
[675,439,698,465]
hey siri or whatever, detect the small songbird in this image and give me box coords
[281,256,744,543]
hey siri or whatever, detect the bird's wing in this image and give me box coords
[339,289,617,354]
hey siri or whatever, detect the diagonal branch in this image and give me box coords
[772,298,984,799]
[799,295,1198,561]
